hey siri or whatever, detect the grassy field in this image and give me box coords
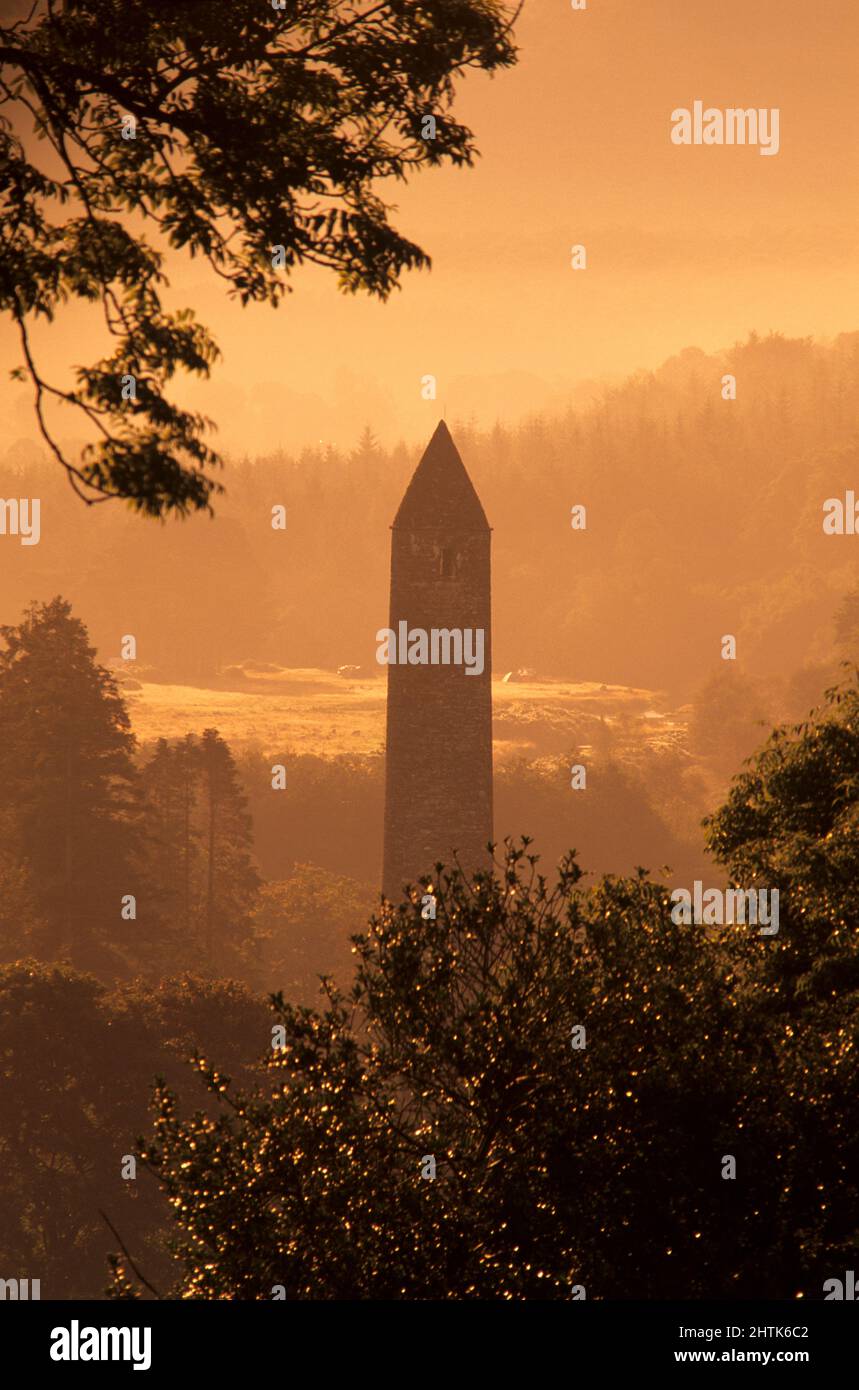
[122,666,688,760]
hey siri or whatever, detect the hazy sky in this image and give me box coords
[2,0,857,455]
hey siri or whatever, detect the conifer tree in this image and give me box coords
[0,597,139,975]
[140,729,260,980]
[198,728,260,979]
[140,736,198,938]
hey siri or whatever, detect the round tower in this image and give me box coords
[381,420,493,900]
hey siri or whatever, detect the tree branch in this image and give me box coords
[98,1208,164,1300]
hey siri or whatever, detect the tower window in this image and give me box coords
[439,547,455,578]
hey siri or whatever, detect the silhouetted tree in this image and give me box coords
[705,673,859,1002]
[0,597,140,974]
[121,842,785,1300]
[0,961,270,1299]
[705,673,859,1284]
[140,730,260,979]
[351,425,381,462]
[138,734,200,967]
[198,728,260,978]
[0,0,519,513]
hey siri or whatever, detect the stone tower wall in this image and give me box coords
[382,507,493,900]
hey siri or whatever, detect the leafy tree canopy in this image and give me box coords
[0,596,139,973]
[123,668,859,1301]
[125,843,800,1300]
[0,960,269,1299]
[706,670,859,1003]
[0,0,519,515]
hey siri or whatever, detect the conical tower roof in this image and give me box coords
[392,420,489,531]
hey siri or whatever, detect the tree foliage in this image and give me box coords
[704,673,859,1283]
[4,331,853,696]
[705,671,859,1000]
[0,961,269,1299]
[0,596,140,974]
[123,842,798,1300]
[141,730,261,979]
[0,0,519,514]
[252,863,375,1005]
[0,597,263,982]
[121,665,859,1301]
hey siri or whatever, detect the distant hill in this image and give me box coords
[3,330,857,700]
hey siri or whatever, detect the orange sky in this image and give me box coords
[2,0,857,456]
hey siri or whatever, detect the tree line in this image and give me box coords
[0,597,259,982]
[3,331,858,697]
